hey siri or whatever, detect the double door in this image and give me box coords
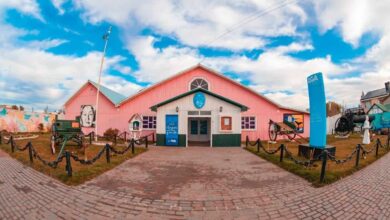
[188,118,210,142]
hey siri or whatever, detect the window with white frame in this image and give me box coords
[241,116,256,130]
[190,78,209,90]
[142,116,156,129]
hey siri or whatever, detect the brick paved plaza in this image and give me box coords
[0,146,389,219]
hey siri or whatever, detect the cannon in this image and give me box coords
[334,107,374,136]
[51,116,84,158]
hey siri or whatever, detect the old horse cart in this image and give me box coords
[51,117,86,158]
[268,119,306,142]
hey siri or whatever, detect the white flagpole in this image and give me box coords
[94,26,112,141]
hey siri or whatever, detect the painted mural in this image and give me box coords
[80,105,96,127]
[283,114,304,133]
[0,108,56,132]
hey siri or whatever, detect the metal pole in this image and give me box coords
[320,150,328,183]
[376,139,379,157]
[105,144,110,163]
[355,144,361,168]
[28,142,33,163]
[65,151,72,177]
[131,139,135,154]
[279,144,284,162]
[257,140,260,153]
[94,26,112,141]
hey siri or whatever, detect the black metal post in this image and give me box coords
[279,144,284,162]
[355,144,361,168]
[89,133,92,145]
[28,142,33,163]
[257,140,260,153]
[11,136,15,153]
[114,135,117,145]
[0,132,2,145]
[131,139,135,154]
[65,151,72,177]
[152,133,155,143]
[105,144,110,163]
[320,150,328,183]
[376,139,379,157]
[246,136,249,148]
[145,136,148,149]
[124,132,127,142]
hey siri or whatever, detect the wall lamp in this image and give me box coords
[220,106,223,112]
[176,106,179,112]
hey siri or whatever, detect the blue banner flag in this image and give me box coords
[166,115,179,146]
[307,72,327,148]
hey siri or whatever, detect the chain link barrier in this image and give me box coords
[31,146,65,168]
[70,146,106,165]
[326,148,357,164]
[109,143,132,155]
[258,141,282,154]
[283,146,319,166]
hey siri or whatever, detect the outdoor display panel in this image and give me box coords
[80,105,96,127]
[283,114,304,133]
[165,115,179,146]
[307,72,327,148]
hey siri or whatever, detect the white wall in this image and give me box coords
[156,93,242,135]
[327,113,341,135]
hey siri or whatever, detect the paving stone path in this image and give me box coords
[0,146,389,219]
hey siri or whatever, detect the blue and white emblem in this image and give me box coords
[193,92,206,109]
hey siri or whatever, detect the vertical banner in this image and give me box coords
[307,72,327,148]
[166,115,179,146]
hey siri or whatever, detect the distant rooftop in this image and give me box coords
[361,82,390,101]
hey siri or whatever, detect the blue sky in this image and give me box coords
[0,0,389,111]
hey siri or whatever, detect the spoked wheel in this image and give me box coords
[335,116,351,136]
[286,132,297,140]
[268,123,278,141]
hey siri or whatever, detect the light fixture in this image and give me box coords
[176,106,179,112]
[220,106,223,112]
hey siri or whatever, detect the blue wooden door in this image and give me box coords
[166,115,179,146]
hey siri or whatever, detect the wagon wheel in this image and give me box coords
[287,131,297,140]
[50,135,56,155]
[268,123,278,141]
[335,117,350,136]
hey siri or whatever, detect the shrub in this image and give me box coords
[38,123,44,133]
[103,128,119,140]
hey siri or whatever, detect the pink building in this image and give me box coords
[64,64,310,147]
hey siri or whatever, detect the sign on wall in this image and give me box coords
[307,72,327,148]
[283,114,304,133]
[193,92,206,109]
[166,115,179,146]
[80,105,96,127]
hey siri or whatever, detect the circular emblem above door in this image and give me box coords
[193,92,206,109]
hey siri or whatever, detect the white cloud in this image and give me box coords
[74,0,307,50]
[313,0,390,47]
[51,0,67,15]
[0,0,43,21]
[128,36,201,82]
[0,47,141,110]
[25,38,68,49]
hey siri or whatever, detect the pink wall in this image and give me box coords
[64,66,310,141]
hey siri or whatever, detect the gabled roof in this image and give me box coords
[150,88,248,112]
[88,81,126,104]
[361,88,389,101]
[368,103,390,113]
[64,80,126,106]
[120,64,308,114]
